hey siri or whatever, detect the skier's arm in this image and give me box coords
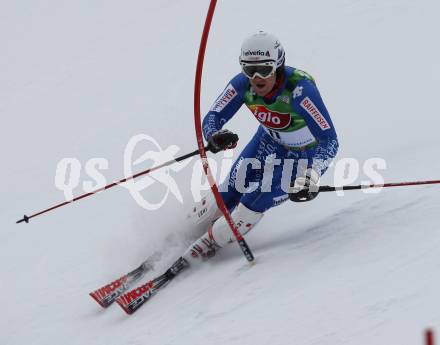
[292,79,339,176]
[202,73,248,140]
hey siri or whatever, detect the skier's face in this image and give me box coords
[249,74,276,97]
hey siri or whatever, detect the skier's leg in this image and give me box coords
[186,193,222,229]
[184,156,291,262]
[182,202,264,263]
[182,163,288,263]
[185,127,266,233]
[239,158,292,212]
[183,127,298,264]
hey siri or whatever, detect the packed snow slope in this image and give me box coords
[1,0,440,344]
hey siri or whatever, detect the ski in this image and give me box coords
[116,257,189,315]
[89,253,160,308]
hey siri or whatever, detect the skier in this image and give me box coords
[182,30,339,264]
[91,31,339,314]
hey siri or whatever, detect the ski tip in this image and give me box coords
[116,297,133,315]
[89,291,110,308]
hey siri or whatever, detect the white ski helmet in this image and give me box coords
[239,31,285,68]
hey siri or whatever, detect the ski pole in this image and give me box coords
[16,147,208,224]
[319,179,440,192]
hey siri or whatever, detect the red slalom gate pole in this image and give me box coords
[193,0,254,262]
[319,179,440,193]
[426,329,435,345]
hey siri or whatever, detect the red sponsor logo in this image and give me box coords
[300,97,331,130]
[94,275,128,300]
[210,84,237,112]
[250,105,291,130]
[119,280,154,306]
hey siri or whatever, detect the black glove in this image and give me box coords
[207,129,239,153]
[289,169,320,202]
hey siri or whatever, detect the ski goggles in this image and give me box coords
[240,60,276,79]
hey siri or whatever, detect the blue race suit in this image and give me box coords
[203,66,339,213]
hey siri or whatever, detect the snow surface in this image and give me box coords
[1,0,440,344]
